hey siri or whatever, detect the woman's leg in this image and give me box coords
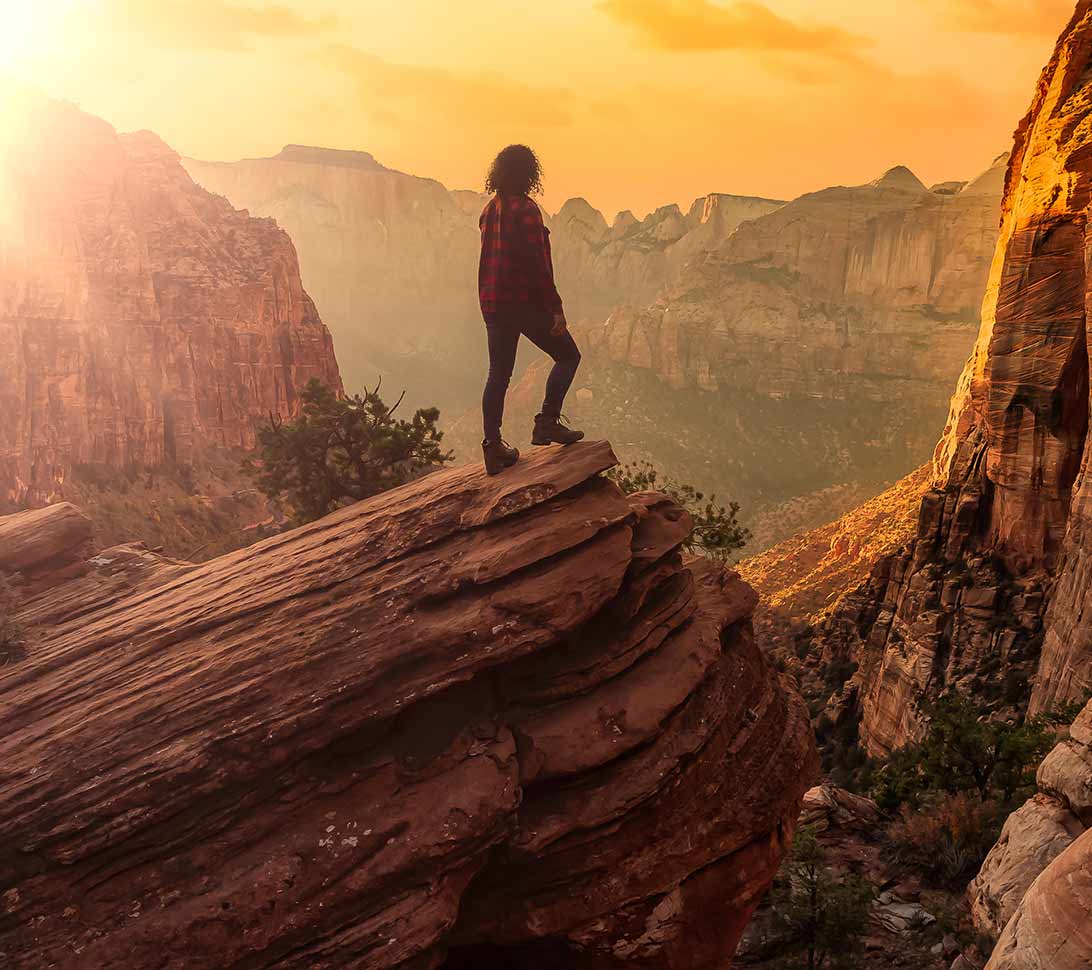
[482,318,521,441]
[520,315,582,418]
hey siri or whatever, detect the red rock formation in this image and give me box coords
[0,441,817,969]
[0,94,341,508]
[808,3,1092,753]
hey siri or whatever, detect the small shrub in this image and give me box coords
[607,459,751,561]
[884,793,1006,888]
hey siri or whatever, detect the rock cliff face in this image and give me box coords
[590,155,1006,401]
[0,441,817,969]
[809,3,1092,755]
[183,147,486,405]
[0,96,341,508]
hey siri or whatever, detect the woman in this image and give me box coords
[478,144,583,476]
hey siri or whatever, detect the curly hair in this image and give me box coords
[485,144,543,197]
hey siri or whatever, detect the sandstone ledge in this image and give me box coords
[0,441,817,969]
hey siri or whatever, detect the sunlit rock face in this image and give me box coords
[810,1,1092,756]
[0,96,340,507]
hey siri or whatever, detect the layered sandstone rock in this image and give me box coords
[970,699,1092,967]
[0,95,341,508]
[0,441,817,969]
[0,503,91,575]
[809,3,1092,753]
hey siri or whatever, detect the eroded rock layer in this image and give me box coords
[812,3,1092,755]
[0,92,341,507]
[0,441,817,969]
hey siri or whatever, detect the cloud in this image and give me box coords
[322,46,583,130]
[595,0,873,61]
[924,0,1073,35]
[105,0,339,50]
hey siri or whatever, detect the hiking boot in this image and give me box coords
[482,438,520,476]
[532,413,585,446]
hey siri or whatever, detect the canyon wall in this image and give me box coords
[0,441,817,969]
[812,1,1092,757]
[0,94,341,509]
[183,148,781,408]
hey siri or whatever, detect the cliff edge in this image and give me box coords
[0,441,817,969]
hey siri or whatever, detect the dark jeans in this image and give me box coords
[482,309,581,441]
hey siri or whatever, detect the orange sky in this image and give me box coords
[0,0,1074,216]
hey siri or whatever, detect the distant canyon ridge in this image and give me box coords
[185,148,1008,548]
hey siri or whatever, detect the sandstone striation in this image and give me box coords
[808,2,1092,754]
[0,441,817,969]
[0,94,341,508]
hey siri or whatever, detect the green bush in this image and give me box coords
[245,379,453,524]
[607,460,751,561]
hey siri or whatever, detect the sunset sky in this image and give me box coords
[0,0,1075,216]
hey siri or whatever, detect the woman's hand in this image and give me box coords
[551,311,568,337]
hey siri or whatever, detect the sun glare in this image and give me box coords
[0,5,41,71]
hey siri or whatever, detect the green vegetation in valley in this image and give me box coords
[247,378,453,524]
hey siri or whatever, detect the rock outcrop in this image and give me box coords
[0,94,341,508]
[985,827,1092,970]
[968,700,1092,968]
[809,2,1092,754]
[0,441,817,969]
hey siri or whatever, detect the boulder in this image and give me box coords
[968,794,1084,939]
[0,441,818,969]
[986,827,1092,970]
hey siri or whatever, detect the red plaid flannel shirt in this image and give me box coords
[478,193,563,319]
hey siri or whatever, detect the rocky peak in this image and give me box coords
[610,208,639,237]
[961,151,1011,196]
[0,440,817,968]
[868,164,928,193]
